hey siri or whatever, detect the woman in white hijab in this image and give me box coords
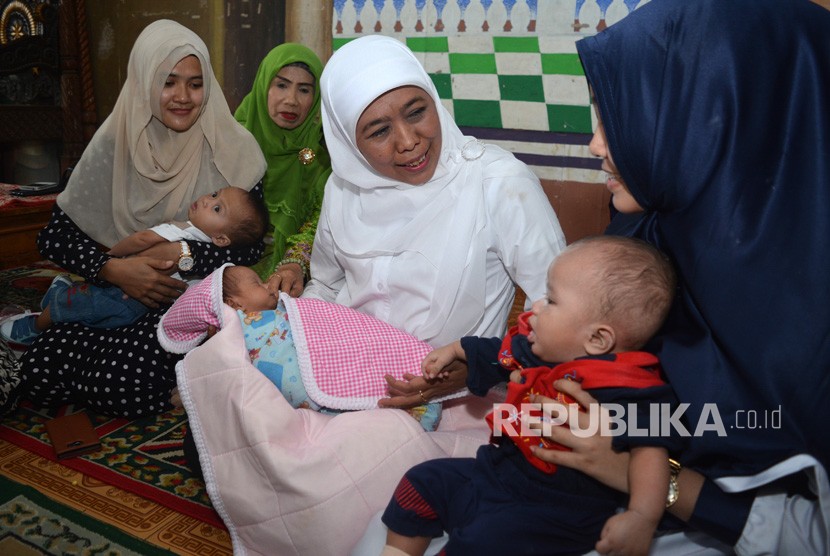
[305,35,565,404]
[5,20,266,418]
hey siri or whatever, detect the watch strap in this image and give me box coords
[666,457,682,508]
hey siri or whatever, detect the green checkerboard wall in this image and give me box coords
[333,35,593,134]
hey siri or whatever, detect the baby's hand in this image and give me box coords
[509,369,523,383]
[421,350,452,380]
[421,342,463,380]
[596,509,657,556]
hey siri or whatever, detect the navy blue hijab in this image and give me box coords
[578,0,830,478]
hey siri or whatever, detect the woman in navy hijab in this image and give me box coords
[532,0,830,553]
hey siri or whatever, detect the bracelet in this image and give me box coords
[666,457,682,508]
[278,257,309,279]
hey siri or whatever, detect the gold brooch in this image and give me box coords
[298,148,316,165]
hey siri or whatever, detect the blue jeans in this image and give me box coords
[44,280,148,329]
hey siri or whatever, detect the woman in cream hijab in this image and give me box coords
[57,19,266,306]
[6,20,266,418]
[305,35,566,404]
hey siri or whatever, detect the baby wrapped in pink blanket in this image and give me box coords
[158,264,465,429]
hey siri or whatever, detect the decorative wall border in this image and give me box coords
[331,1,650,182]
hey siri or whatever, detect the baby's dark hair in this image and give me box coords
[221,264,246,303]
[226,189,269,247]
[568,235,677,350]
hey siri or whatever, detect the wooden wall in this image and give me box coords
[85,0,285,120]
[508,179,611,323]
[541,180,611,245]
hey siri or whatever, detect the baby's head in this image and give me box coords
[528,235,676,363]
[222,265,278,313]
[188,187,269,248]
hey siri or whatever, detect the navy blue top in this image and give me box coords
[578,0,830,479]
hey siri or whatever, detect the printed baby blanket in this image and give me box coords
[158,265,468,410]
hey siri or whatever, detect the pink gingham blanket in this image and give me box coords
[280,293,468,410]
[157,263,230,354]
[158,269,468,408]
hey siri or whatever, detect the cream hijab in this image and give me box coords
[321,35,526,340]
[58,20,266,247]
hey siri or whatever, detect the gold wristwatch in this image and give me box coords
[177,240,194,272]
[666,458,682,508]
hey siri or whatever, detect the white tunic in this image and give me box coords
[305,152,564,347]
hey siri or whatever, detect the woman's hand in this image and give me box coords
[378,359,469,409]
[535,379,706,523]
[529,378,630,493]
[267,263,304,297]
[99,256,188,308]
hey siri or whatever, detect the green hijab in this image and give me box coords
[235,43,331,276]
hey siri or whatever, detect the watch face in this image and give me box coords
[178,256,195,272]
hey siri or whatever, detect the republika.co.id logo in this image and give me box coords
[491,402,783,438]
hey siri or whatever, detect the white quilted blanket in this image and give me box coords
[176,305,492,555]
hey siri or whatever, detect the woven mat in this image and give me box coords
[0,437,232,554]
[0,260,75,314]
[0,263,231,554]
[0,264,220,528]
[0,403,223,528]
[0,472,175,555]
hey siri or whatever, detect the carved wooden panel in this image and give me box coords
[0,0,96,172]
[0,0,59,104]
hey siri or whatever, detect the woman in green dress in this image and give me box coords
[235,43,331,296]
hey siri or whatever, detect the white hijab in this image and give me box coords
[321,35,510,340]
[58,19,266,247]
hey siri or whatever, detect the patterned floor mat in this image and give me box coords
[0,472,175,555]
[0,263,233,554]
[0,403,222,529]
[0,261,77,314]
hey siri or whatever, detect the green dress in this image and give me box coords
[234,43,332,279]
